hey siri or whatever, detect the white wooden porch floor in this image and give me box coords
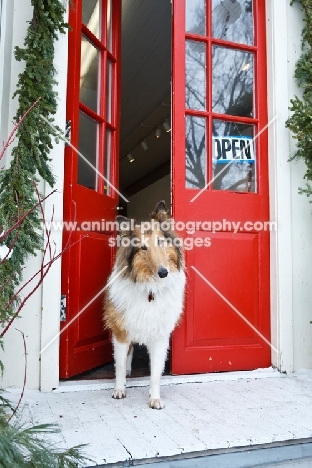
[7,368,312,466]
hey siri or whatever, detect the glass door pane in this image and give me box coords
[78,112,99,190]
[212,0,254,45]
[186,40,206,110]
[212,120,256,192]
[212,47,254,117]
[82,0,101,39]
[106,60,113,122]
[186,116,207,189]
[106,0,113,51]
[186,0,206,35]
[80,35,101,113]
[104,128,112,195]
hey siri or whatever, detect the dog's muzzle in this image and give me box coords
[158,266,168,278]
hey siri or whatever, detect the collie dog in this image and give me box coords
[103,201,185,409]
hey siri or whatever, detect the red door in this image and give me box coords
[171,0,271,373]
[60,0,121,378]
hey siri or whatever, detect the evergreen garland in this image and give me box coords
[0,0,68,321]
[286,0,312,199]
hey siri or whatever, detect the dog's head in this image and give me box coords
[115,201,183,282]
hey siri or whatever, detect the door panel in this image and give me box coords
[172,0,270,374]
[62,232,113,377]
[60,0,121,378]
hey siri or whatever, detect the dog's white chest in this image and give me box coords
[108,271,186,344]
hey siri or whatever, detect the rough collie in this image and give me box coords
[103,201,186,409]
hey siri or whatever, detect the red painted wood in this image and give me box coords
[60,0,121,378]
[171,0,271,374]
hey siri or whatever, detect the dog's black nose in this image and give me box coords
[158,266,168,278]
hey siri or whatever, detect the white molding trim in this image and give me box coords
[39,5,69,392]
[266,0,297,373]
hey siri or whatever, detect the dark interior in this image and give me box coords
[72,0,172,380]
[118,0,172,207]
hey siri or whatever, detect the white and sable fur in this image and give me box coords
[103,201,186,409]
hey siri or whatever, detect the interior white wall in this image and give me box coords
[267,0,312,372]
[0,0,68,390]
[127,174,171,221]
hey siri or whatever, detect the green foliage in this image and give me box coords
[0,1,67,320]
[286,0,312,199]
[0,3,92,466]
[0,395,89,468]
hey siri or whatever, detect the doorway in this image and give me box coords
[60,0,271,380]
[70,0,173,381]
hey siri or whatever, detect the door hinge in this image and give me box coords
[60,294,66,322]
[65,120,71,146]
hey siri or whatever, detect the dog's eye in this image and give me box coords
[157,238,165,246]
[141,245,147,250]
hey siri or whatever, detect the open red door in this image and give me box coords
[60,0,121,378]
[171,0,271,374]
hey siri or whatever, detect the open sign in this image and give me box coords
[213,136,255,163]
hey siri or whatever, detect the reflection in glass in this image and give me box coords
[104,129,112,195]
[212,0,253,45]
[186,41,206,110]
[82,0,101,39]
[106,61,113,122]
[80,35,100,113]
[212,47,254,117]
[78,112,98,190]
[186,0,206,35]
[212,120,256,192]
[186,116,206,189]
[107,0,113,51]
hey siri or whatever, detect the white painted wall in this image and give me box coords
[267,0,312,372]
[0,0,68,390]
[287,3,312,371]
[127,174,171,222]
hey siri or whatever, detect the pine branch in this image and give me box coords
[0,0,68,324]
[286,0,312,199]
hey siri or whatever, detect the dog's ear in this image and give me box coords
[116,215,132,237]
[150,200,169,223]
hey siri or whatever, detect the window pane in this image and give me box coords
[212,47,254,117]
[80,35,100,113]
[82,0,101,39]
[186,40,206,110]
[186,0,206,36]
[212,0,253,45]
[106,60,113,122]
[104,129,112,195]
[212,120,256,192]
[186,116,206,189]
[78,112,98,190]
[107,0,113,51]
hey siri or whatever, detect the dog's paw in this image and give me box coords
[112,388,126,399]
[149,398,165,410]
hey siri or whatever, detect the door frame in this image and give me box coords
[38,0,295,390]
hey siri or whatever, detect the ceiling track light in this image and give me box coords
[155,127,161,139]
[141,139,148,151]
[163,119,171,132]
[127,153,134,163]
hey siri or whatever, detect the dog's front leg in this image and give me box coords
[112,335,130,399]
[148,339,168,409]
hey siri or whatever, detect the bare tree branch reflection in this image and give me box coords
[185,0,255,191]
